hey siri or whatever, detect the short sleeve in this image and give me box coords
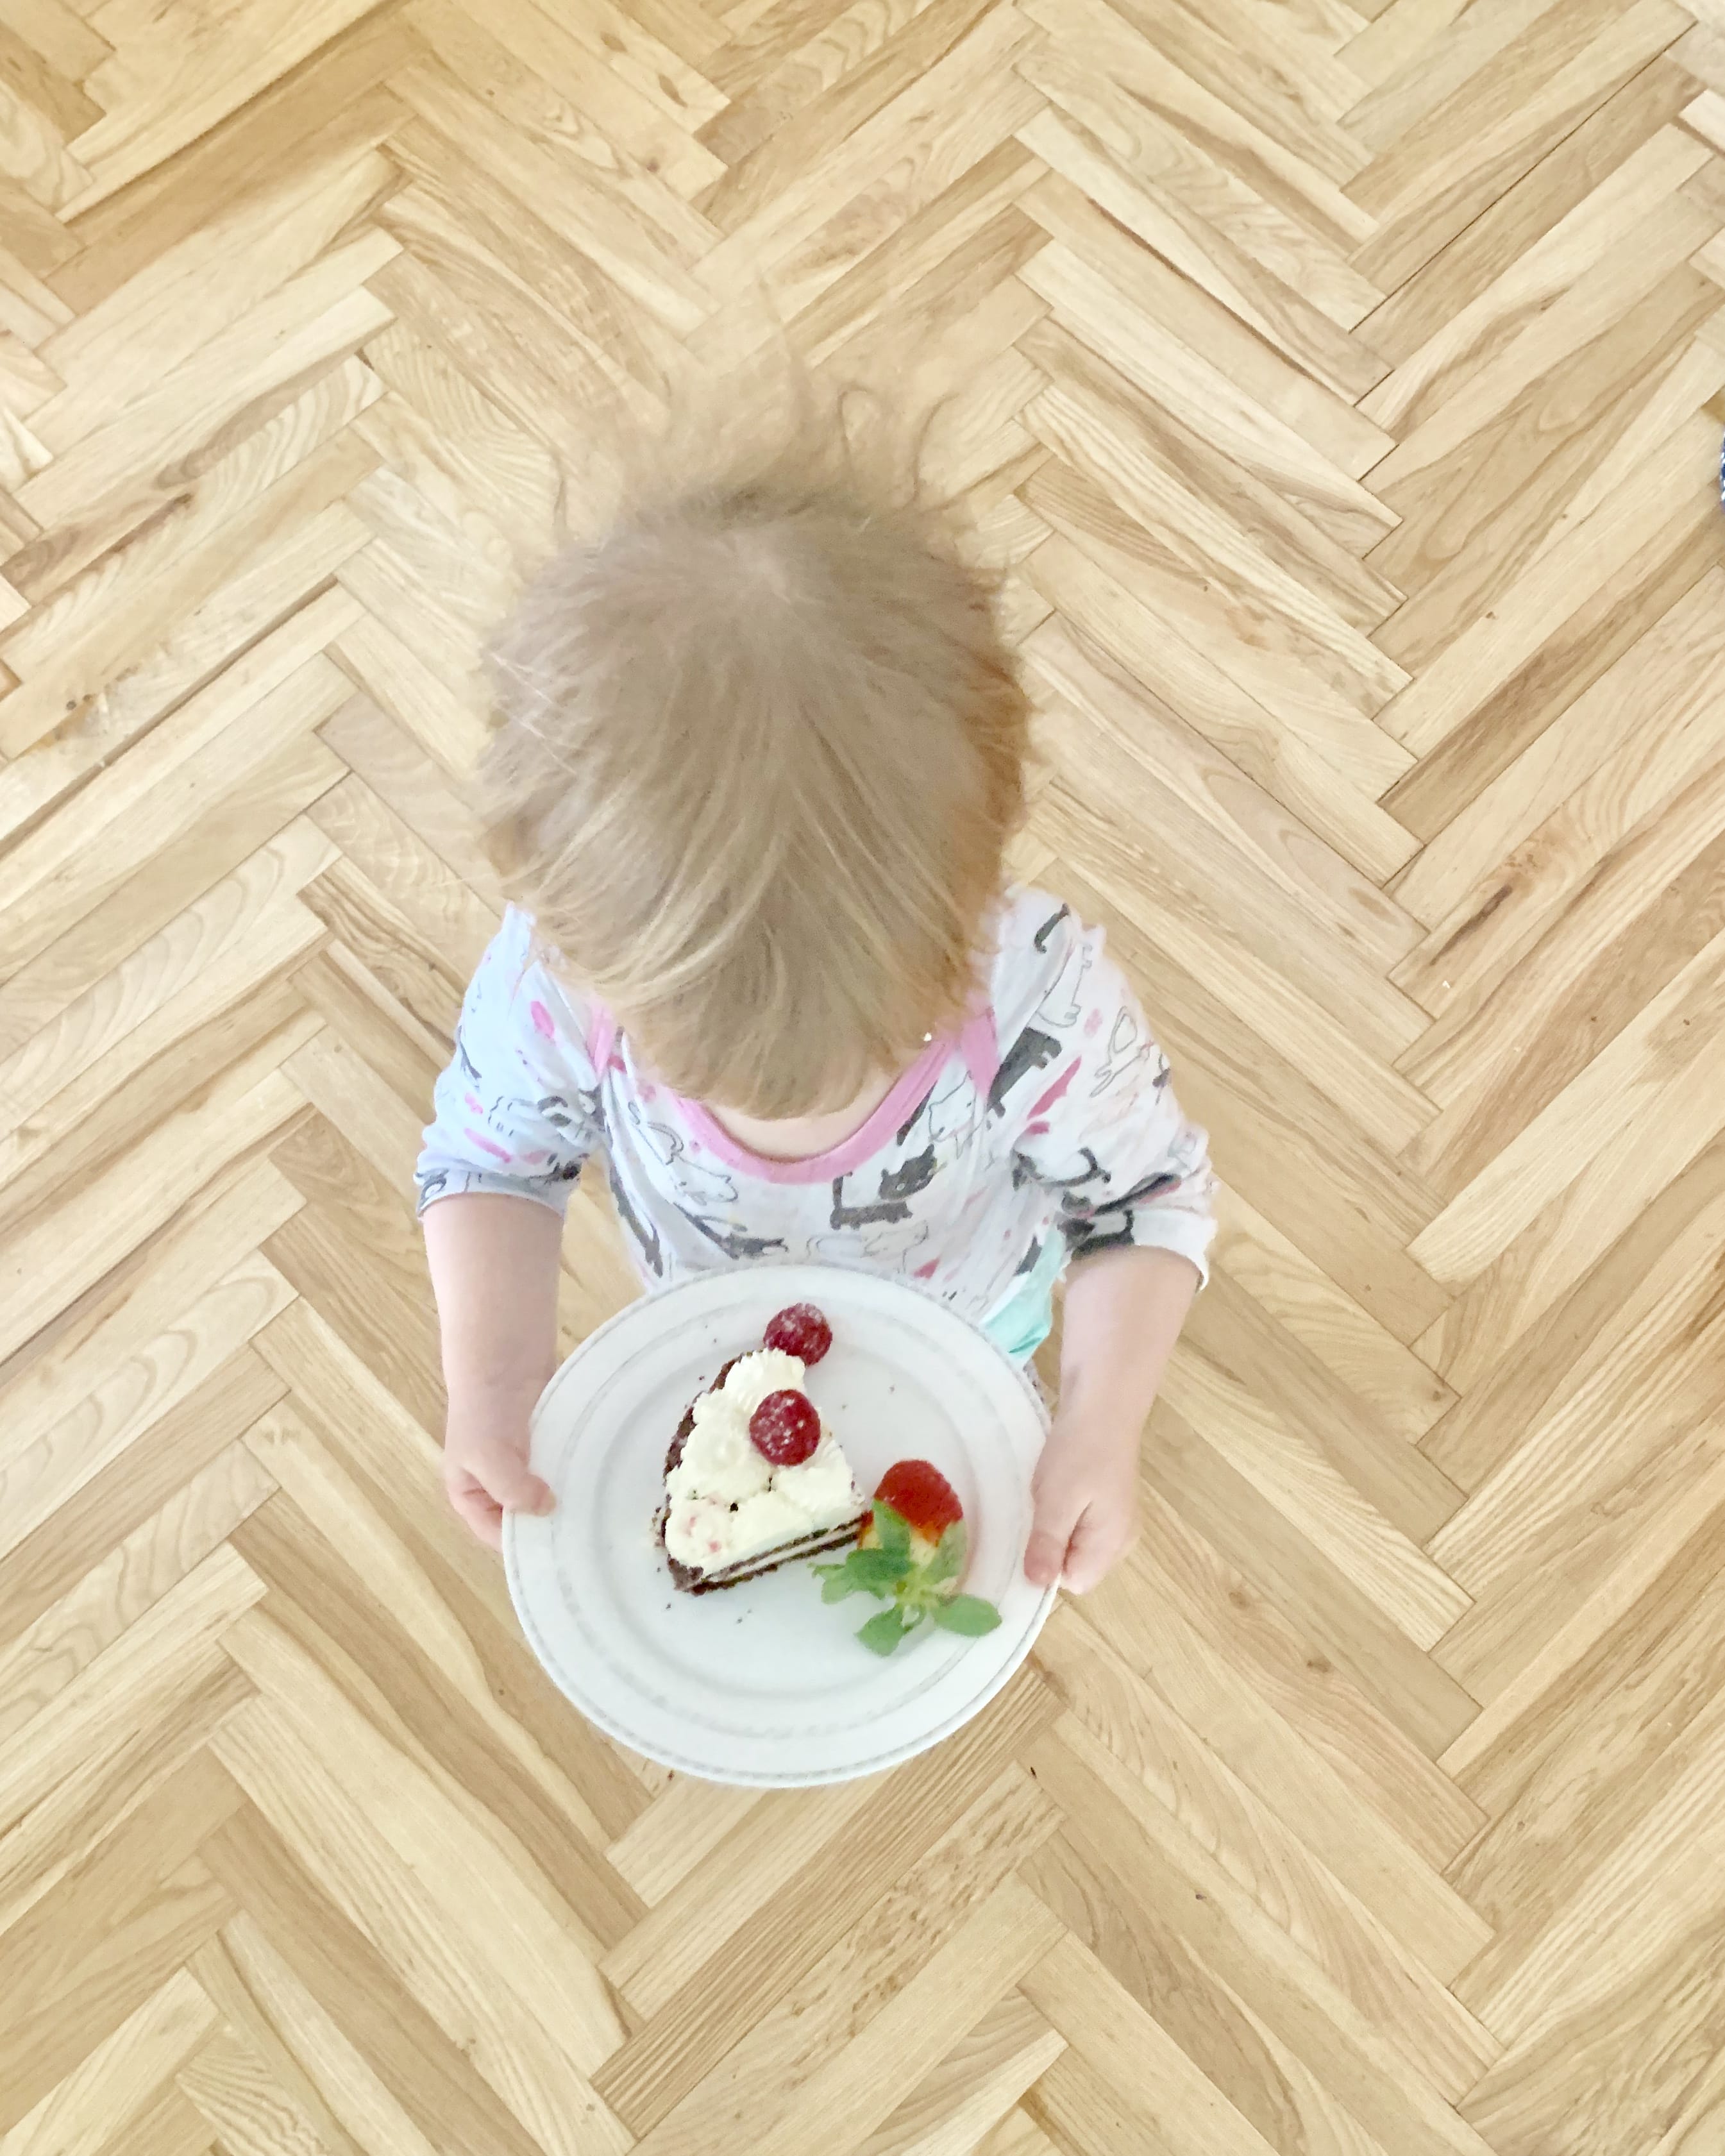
[989,896,1215,1283]
[415,908,602,1220]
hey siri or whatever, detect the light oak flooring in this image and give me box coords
[2,0,1724,2150]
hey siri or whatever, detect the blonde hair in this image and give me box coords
[481,414,1029,1118]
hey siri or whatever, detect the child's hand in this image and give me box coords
[1023,1408,1140,1594]
[443,1386,555,1549]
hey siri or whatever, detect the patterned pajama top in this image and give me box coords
[416,888,1216,1327]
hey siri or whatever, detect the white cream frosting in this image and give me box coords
[664,1349,864,1573]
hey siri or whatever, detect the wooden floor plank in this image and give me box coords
[0,1969,220,2156]
[200,1793,583,2156]
[1031,1599,1494,2055]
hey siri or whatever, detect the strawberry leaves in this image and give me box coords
[812,1499,1002,1653]
[820,1545,905,1600]
[857,1608,913,1655]
[923,1520,964,1587]
[868,1500,913,1562]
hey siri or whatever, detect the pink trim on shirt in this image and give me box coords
[582,1004,998,1186]
[586,1008,618,1074]
[958,1007,998,1097]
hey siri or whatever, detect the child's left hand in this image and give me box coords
[1023,1407,1140,1594]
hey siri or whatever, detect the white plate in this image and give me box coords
[505,1264,1057,1786]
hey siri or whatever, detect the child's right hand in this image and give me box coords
[442,1388,556,1549]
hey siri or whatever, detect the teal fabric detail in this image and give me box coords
[980,1229,1066,1363]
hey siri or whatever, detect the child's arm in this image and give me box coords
[416,911,602,1545]
[424,1194,562,1547]
[999,901,1216,1592]
[1024,1246,1198,1591]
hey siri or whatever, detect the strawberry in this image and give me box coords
[749,1390,821,1466]
[813,1456,1001,1656]
[870,1460,961,1549]
[763,1303,832,1365]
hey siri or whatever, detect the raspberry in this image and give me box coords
[763,1302,832,1365]
[749,1390,821,1466]
[873,1459,963,1539]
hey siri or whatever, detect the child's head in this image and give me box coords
[482,438,1029,1118]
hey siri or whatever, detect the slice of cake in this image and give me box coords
[659,1306,868,1593]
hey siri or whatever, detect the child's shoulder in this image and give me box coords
[482,904,565,1004]
[491,905,580,997]
[470,905,598,1071]
[984,886,1101,1031]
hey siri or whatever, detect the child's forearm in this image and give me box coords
[1057,1245,1199,1432]
[423,1193,564,1404]
[1025,1246,1199,1590]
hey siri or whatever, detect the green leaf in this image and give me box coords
[930,1594,1002,1636]
[848,1545,913,1591]
[815,1544,911,1603]
[923,1520,966,1587]
[857,1606,913,1655]
[870,1502,913,1561]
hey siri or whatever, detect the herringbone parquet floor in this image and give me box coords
[3,1,1725,2150]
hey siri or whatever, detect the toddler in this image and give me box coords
[416,444,1215,1594]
